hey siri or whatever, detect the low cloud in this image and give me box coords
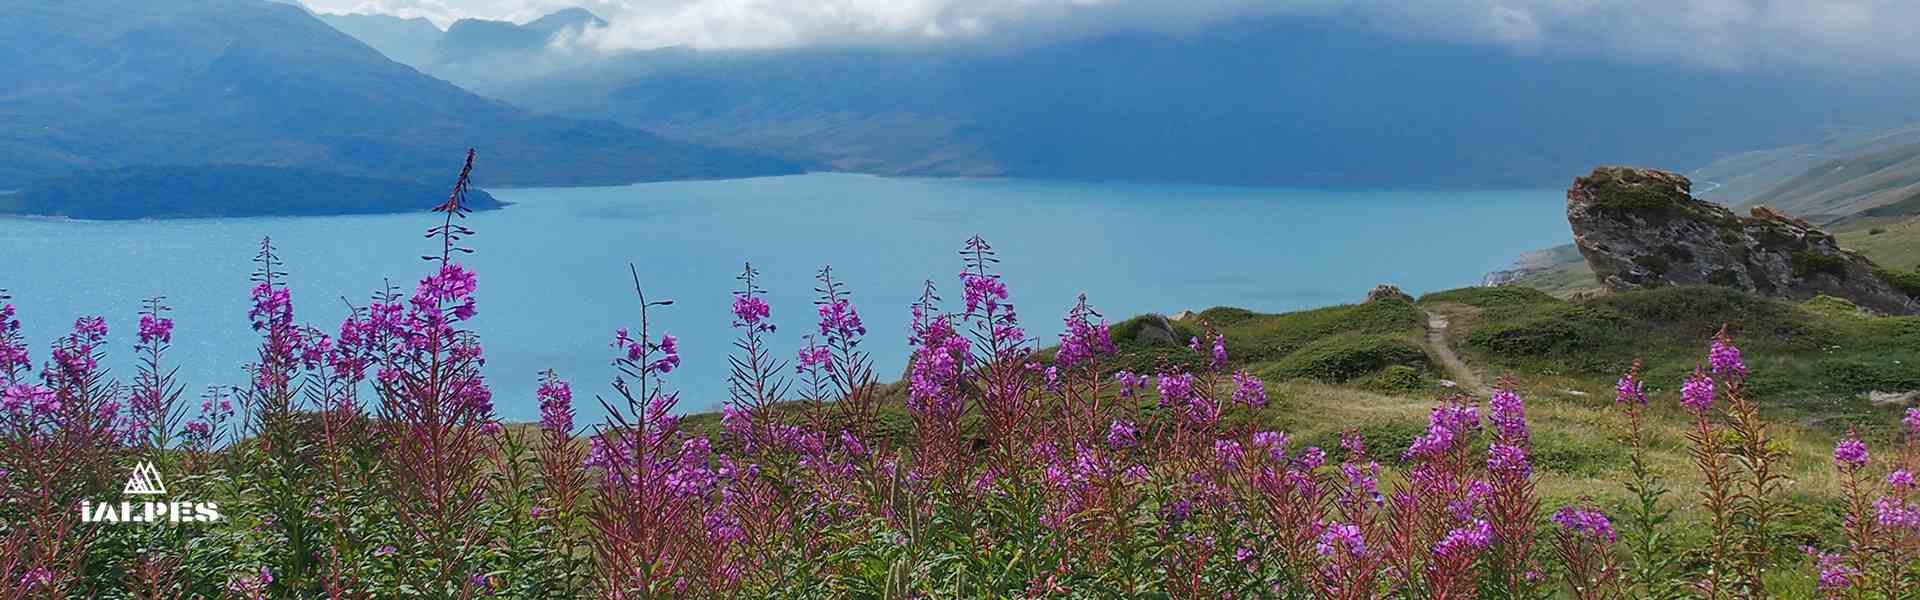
[298,0,1920,69]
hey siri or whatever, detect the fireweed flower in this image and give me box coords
[1905,407,1920,436]
[1053,294,1113,368]
[1806,548,1857,593]
[1876,497,1920,530]
[1405,400,1479,460]
[1680,368,1715,414]
[1156,371,1196,408]
[795,341,832,373]
[537,375,574,433]
[817,297,866,339]
[1488,443,1533,479]
[137,312,173,345]
[1708,329,1746,377]
[1107,418,1137,449]
[1834,432,1869,469]
[1487,386,1529,443]
[1214,439,1244,468]
[731,294,773,332]
[906,309,969,419]
[1890,469,1916,491]
[1231,370,1267,408]
[1113,370,1145,397]
[1434,519,1494,558]
[1317,522,1367,557]
[0,302,27,380]
[1551,507,1617,542]
[1614,367,1647,406]
[1252,430,1287,461]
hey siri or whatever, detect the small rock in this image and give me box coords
[1869,390,1920,406]
[1366,284,1414,304]
[1562,389,1589,397]
[1438,379,1459,388]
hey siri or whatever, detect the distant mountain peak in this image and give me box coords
[527,7,606,33]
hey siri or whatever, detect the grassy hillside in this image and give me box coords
[1689,123,1920,205]
[1740,144,1920,221]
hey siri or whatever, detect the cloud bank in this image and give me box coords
[298,0,1920,69]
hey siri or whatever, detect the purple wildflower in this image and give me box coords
[1614,366,1646,406]
[1680,368,1714,415]
[1834,433,1869,469]
[1434,519,1493,559]
[1107,419,1137,449]
[1551,506,1617,542]
[138,312,174,345]
[731,294,773,332]
[1317,522,1367,557]
[537,374,574,433]
[1890,469,1915,491]
[1708,329,1746,377]
[1113,370,1145,397]
[1231,370,1267,408]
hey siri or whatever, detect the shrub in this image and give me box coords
[1791,249,1848,278]
[1262,333,1428,383]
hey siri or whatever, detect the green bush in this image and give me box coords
[1876,267,1920,298]
[1263,334,1428,383]
[1359,364,1430,394]
[1791,250,1848,279]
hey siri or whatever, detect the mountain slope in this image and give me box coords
[1743,144,1920,222]
[314,12,443,66]
[464,17,1920,188]
[1688,123,1920,205]
[0,0,801,190]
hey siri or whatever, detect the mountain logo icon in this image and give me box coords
[123,461,167,496]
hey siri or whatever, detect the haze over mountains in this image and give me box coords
[0,0,798,196]
[316,7,1920,189]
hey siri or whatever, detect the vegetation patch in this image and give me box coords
[1261,333,1429,383]
[1876,266,1920,298]
[1790,249,1847,279]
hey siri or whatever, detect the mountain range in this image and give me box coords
[0,0,800,200]
[321,10,1920,189]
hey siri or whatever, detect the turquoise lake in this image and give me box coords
[0,173,1569,420]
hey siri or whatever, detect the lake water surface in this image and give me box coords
[0,174,1569,419]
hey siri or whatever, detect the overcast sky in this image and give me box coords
[295,0,1920,69]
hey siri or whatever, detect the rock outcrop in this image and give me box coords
[1365,284,1414,304]
[1567,166,1920,315]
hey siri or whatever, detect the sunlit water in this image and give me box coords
[0,173,1568,420]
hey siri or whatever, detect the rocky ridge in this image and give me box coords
[1567,166,1920,315]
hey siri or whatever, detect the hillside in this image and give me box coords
[1742,144,1920,222]
[313,12,442,65]
[0,0,802,191]
[1687,123,1920,205]
[9,165,501,219]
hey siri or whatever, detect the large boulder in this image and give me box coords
[1567,166,1920,315]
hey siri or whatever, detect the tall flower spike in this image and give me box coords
[1708,326,1746,377]
[426,148,477,264]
